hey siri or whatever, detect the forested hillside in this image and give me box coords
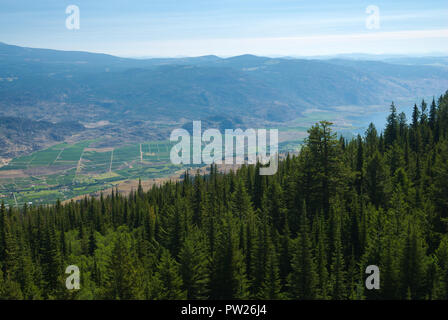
[1,91,448,300]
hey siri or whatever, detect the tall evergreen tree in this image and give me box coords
[178,228,210,299]
[287,202,318,299]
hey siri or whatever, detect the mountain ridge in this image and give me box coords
[1,42,448,158]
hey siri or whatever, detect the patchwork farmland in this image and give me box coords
[0,137,302,207]
[0,140,189,207]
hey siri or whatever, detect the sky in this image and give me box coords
[0,0,447,57]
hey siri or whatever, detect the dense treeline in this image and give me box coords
[1,91,448,300]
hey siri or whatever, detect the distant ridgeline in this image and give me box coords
[0,91,448,300]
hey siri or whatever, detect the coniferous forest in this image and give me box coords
[1,91,448,300]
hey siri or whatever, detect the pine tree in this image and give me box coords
[287,202,318,299]
[380,236,399,299]
[431,140,448,227]
[260,240,282,299]
[209,213,248,299]
[400,224,427,299]
[41,223,62,297]
[0,201,5,269]
[304,121,343,217]
[420,99,428,125]
[385,102,398,147]
[103,228,143,299]
[250,209,268,297]
[88,229,97,256]
[192,171,203,226]
[430,98,437,130]
[17,238,41,299]
[365,151,389,208]
[412,104,420,129]
[365,123,378,158]
[230,178,254,220]
[330,208,347,300]
[178,228,210,299]
[3,213,20,281]
[355,134,364,195]
[152,249,186,300]
[314,212,329,299]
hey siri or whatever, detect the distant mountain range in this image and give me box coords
[0,42,448,157]
[299,53,448,66]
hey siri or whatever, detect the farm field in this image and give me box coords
[0,140,186,206]
[0,136,303,207]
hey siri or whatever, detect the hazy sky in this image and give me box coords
[1,0,447,57]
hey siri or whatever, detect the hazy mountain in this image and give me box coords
[1,42,448,157]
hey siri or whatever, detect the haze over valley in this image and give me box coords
[1,42,447,159]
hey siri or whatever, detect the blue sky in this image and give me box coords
[0,0,447,57]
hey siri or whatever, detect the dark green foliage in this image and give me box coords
[178,228,210,299]
[287,210,318,299]
[102,227,143,299]
[152,249,186,300]
[209,213,248,299]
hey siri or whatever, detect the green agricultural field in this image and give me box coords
[54,142,90,163]
[28,149,61,166]
[81,150,112,174]
[0,139,187,206]
[143,141,175,162]
[111,144,140,170]
[0,136,302,207]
